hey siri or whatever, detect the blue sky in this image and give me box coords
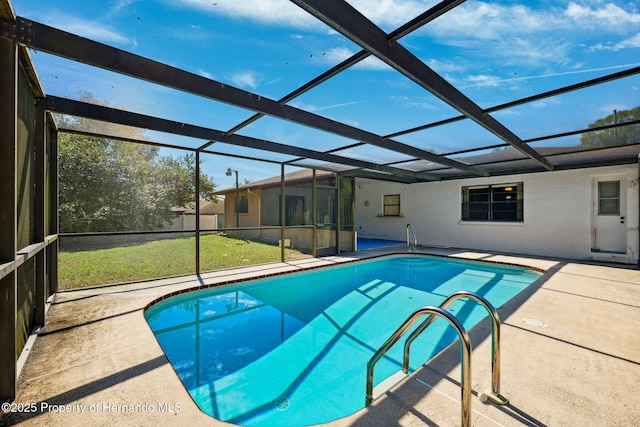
[10,0,640,184]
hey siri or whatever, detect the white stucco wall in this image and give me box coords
[355,165,639,263]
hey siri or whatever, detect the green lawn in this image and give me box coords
[59,233,305,290]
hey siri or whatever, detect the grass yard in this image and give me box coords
[59,233,305,290]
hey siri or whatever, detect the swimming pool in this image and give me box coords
[145,254,542,426]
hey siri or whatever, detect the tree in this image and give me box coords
[580,106,640,147]
[58,94,218,232]
[159,153,218,206]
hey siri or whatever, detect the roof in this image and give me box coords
[171,201,224,215]
[216,169,335,194]
[4,0,640,184]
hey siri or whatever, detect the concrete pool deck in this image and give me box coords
[2,247,639,427]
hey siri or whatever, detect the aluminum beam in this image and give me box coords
[47,113,59,295]
[34,107,46,326]
[291,0,554,172]
[389,66,640,139]
[39,96,440,182]
[2,16,485,177]
[0,33,17,402]
[339,169,421,184]
[0,0,13,20]
[217,0,466,138]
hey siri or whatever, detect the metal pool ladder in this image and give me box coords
[406,223,418,249]
[365,291,508,427]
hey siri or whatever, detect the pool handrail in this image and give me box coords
[365,305,472,427]
[403,290,509,405]
[406,223,417,249]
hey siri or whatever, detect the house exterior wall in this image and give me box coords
[355,165,639,263]
[224,189,262,228]
[261,185,315,226]
[220,180,355,254]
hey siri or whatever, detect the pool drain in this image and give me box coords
[275,397,290,411]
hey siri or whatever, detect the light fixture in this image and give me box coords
[226,168,239,227]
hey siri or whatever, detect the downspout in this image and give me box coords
[195,151,200,274]
[336,172,341,254]
[312,169,316,258]
[280,164,285,262]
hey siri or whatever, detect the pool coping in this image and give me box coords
[142,251,548,313]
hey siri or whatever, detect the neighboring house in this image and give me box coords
[170,200,225,230]
[215,169,355,254]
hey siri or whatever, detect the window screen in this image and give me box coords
[462,183,523,222]
[383,194,400,216]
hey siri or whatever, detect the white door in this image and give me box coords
[593,177,626,253]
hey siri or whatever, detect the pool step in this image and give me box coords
[372,370,408,402]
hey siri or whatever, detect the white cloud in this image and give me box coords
[617,32,640,49]
[110,0,139,14]
[407,101,439,111]
[171,0,640,44]
[531,97,561,109]
[46,13,137,47]
[198,69,214,79]
[358,56,391,71]
[346,0,432,29]
[426,2,551,40]
[465,74,502,87]
[459,62,640,90]
[565,2,640,28]
[428,1,640,40]
[166,0,640,81]
[423,2,640,66]
[425,58,467,74]
[322,46,354,63]
[230,71,261,90]
[322,47,390,70]
[589,32,640,51]
[172,0,318,28]
[171,0,437,31]
[169,0,640,77]
[598,102,633,115]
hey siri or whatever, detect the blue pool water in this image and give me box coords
[357,237,405,250]
[145,255,542,426]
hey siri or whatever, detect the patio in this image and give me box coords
[2,1,640,422]
[2,247,639,427]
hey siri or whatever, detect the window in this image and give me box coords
[236,195,248,214]
[598,181,619,215]
[285,195,305,225]
[461,183,523,222]
[383,194,401,216]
